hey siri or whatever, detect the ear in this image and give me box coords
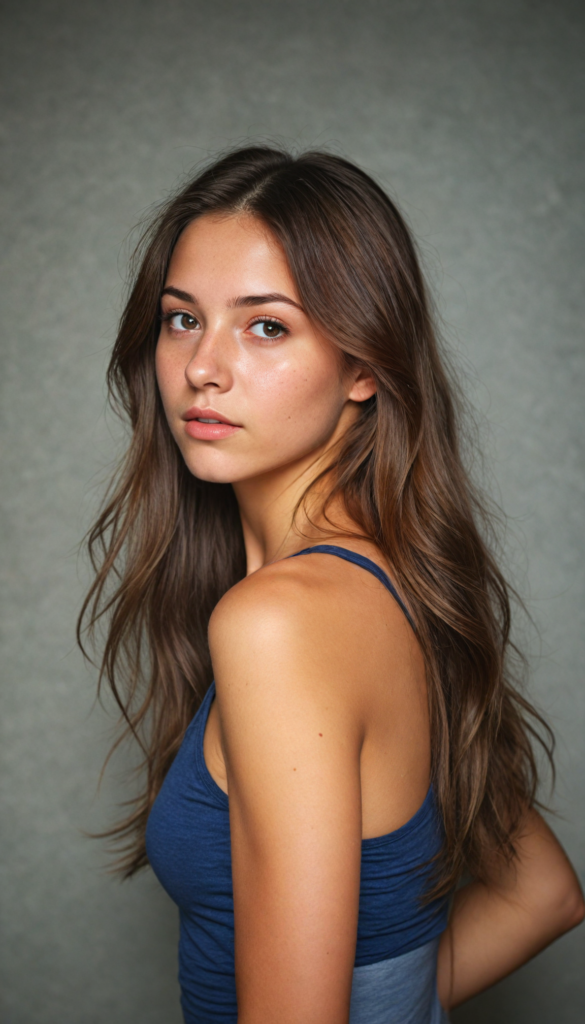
[347,364,377,403]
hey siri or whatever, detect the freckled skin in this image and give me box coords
[155,213,364,489]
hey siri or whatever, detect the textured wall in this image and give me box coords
[1,1,583,1021]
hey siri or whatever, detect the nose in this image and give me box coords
[184,325,233,392]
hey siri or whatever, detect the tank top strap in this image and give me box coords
[187,681,217,748]
[289,544,416,632]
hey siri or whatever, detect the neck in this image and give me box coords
[233,447,356,576]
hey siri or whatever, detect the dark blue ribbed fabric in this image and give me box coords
[146,547,448,1023]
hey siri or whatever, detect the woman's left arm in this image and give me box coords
[437,809,585,1010]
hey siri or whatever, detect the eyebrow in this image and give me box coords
[230,292,303,311]
[161,286,196,303]
[161,286,303,311]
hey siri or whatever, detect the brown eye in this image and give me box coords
[249,319,286,339]
[167,312,199,332]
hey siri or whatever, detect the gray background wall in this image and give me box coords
[1,1,583,1021]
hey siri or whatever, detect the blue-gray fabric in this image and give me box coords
[350,938,448,1023]
[146,547,449,1022]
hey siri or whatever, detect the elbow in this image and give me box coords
[563,884,585,932]
[549,875,585,937]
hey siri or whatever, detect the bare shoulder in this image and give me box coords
[208,555,353,705]
[208,548,419,714]
[208,548,430,839]
[210,556,335,644]
[208,558,367,800]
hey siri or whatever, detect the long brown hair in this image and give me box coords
[79,146,553,895]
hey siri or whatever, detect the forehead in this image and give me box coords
[166,213,297,297]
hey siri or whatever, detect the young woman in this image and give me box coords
[80,147,584,1023]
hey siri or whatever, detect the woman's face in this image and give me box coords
[156,213,375,486]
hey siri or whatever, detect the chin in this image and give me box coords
[183,459,235,485]
[178,437,324,486]
[180,451,253,485]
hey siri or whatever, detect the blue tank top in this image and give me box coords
[146,546,449,1023]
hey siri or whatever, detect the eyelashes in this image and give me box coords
[248,316,289,340]
[160,308,290,340]
[160,311,199,332]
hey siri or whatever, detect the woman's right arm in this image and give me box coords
[436,810,585,1010]
[208,570,365,1024]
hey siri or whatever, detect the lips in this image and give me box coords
[182,406,241,441]
[182,406,239,426]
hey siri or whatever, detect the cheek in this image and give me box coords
[248,352,345,439]
[155,340,179,410]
